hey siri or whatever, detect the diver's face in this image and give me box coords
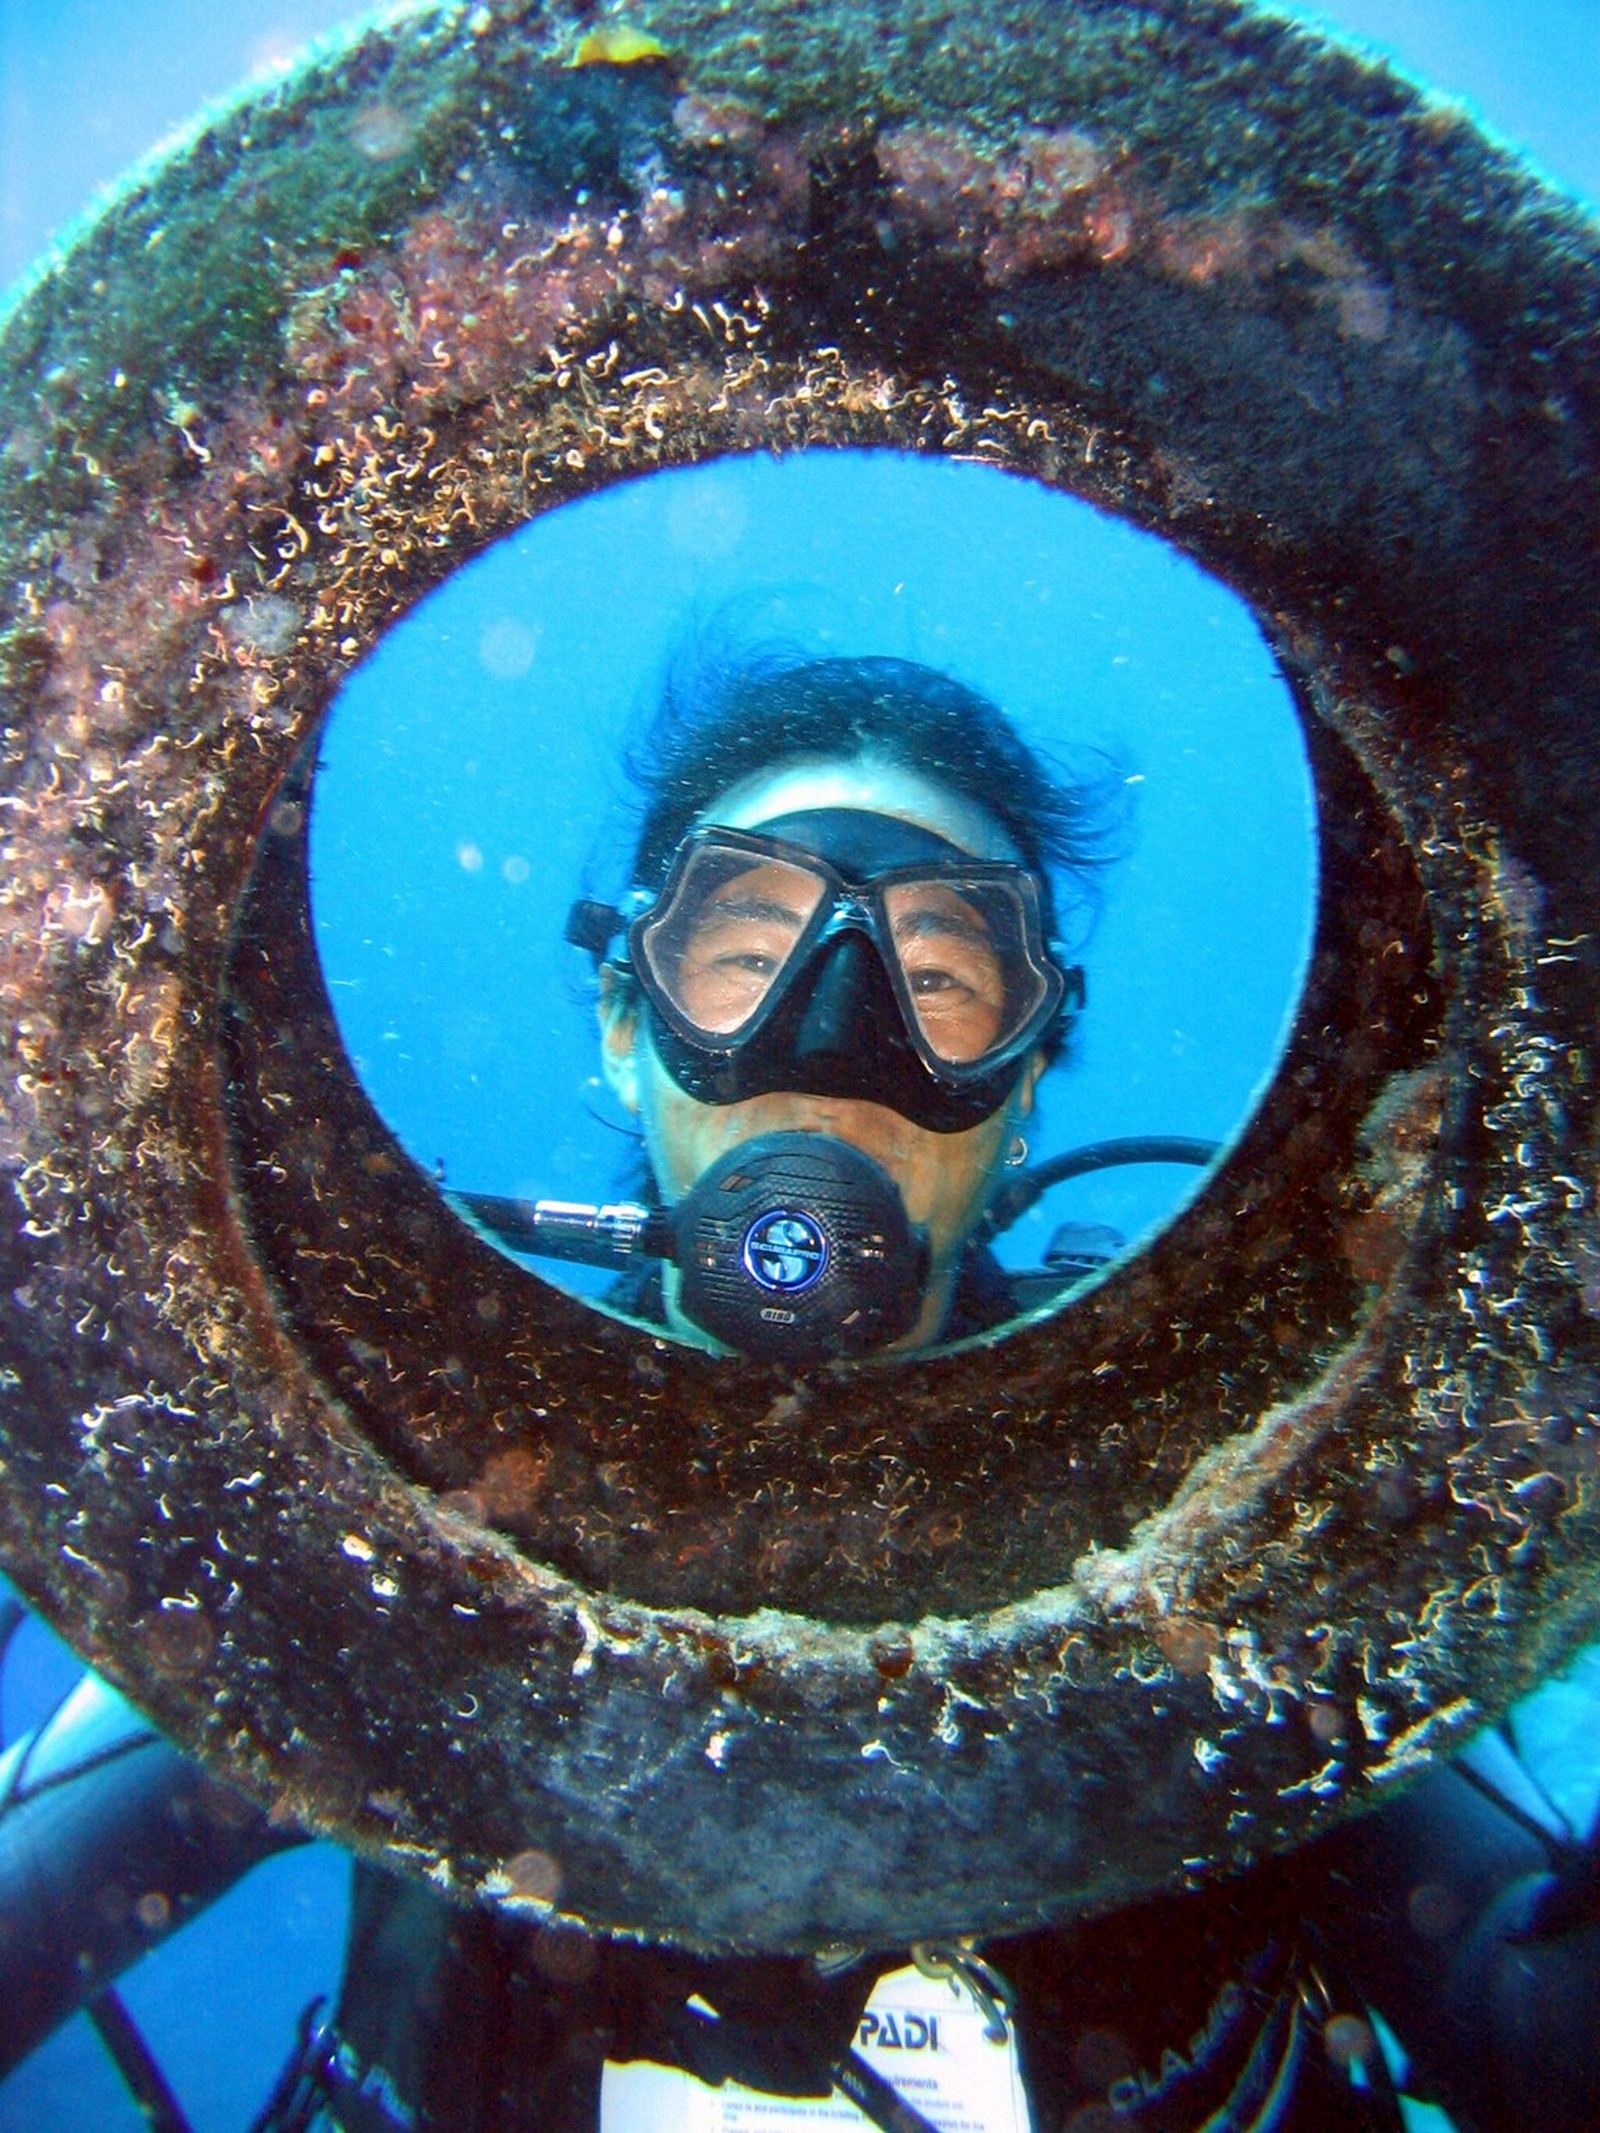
[598,758,1046,1350]
[666,855,1012,1061]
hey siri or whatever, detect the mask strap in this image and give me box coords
[565,897,623,959]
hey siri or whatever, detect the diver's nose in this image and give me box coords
[788,930,905,1070]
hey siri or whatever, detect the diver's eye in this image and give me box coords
[904,971,1006,1061]
[645,859,822,1034]
[908,965,970,997]
[673,940,785,1030]
[670,913,801,1030]
[892,890,1009,1062]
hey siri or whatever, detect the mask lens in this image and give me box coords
[882,876,1052,1066]
[638,847,827,1038]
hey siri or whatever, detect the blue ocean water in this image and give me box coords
[0,5,1596,2128]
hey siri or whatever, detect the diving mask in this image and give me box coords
[581,810,1083,1133]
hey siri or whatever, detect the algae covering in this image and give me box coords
[0,0,1597,1951]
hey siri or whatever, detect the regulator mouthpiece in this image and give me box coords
[672,1131,930,1362]
[454,1132,930,1362]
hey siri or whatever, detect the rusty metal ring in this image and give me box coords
[1,0,1597,1951]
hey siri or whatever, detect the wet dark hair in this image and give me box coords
[621,645,1129,942]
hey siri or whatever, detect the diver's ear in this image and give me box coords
[1015,1050,1046,1119]
[597,964,641,1115]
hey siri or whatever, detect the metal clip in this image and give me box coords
[910,1936,1015,2044]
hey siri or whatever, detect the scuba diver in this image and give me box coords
[4,649,1599,2131]
[551,646,1121,1357]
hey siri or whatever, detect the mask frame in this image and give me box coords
[603,823,1083,1132]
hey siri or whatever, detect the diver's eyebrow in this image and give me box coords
[890,902,990,946]
[697,892,808,930]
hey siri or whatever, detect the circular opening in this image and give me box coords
[308,446,1316,1359]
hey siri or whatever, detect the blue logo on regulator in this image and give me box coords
[742,1208,829,1293]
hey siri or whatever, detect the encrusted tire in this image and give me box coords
[1,0,1597,1949]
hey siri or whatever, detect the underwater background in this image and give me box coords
[0,2,1597,2126]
